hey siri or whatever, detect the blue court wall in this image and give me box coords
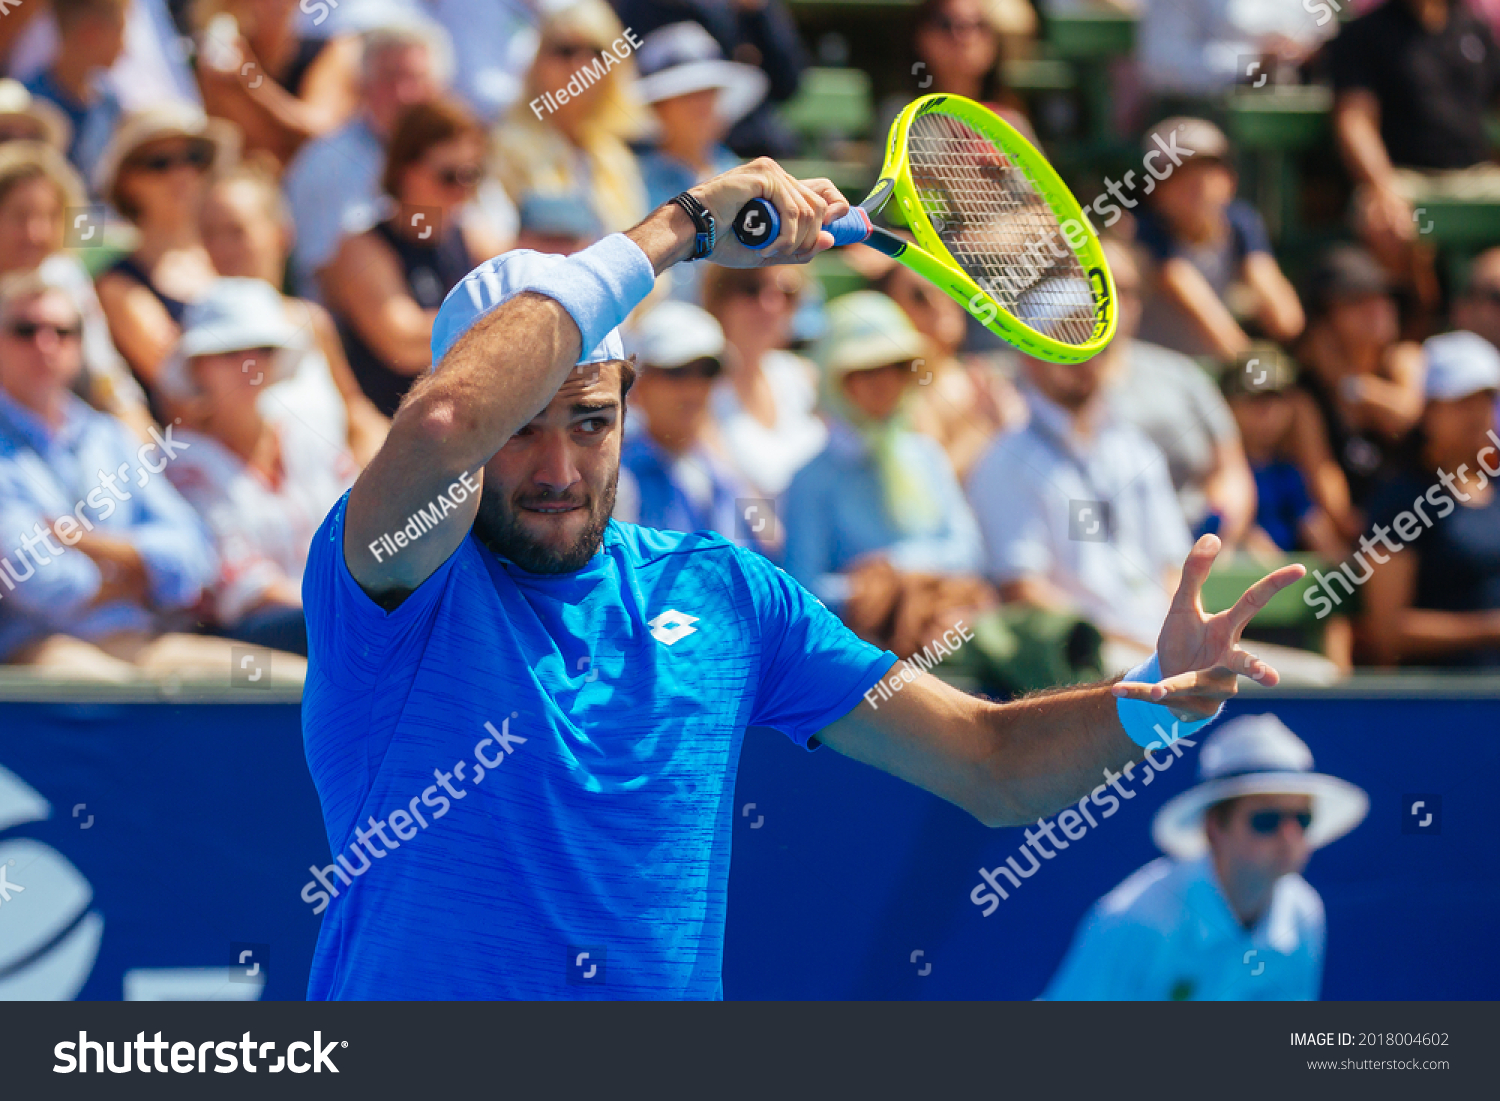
[0,694,1494,1000]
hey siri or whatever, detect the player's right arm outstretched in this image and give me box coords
[816,535,1305,826]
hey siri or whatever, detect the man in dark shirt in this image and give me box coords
[1328,0,1500,303]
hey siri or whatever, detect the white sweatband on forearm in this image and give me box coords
[1114,652,1223,749]
[515,232,656,362]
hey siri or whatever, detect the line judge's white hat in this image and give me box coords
[1151,713,1368,860]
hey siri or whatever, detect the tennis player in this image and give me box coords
[300,159,1305,999]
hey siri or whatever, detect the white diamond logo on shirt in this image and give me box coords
[648,609,700,646]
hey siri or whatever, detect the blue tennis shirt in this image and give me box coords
[301,493,896,999]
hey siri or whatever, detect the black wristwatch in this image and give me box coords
[669,190,715,261]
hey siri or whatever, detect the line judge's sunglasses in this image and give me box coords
[1247,809,1313,835]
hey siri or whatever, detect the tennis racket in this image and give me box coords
[732,94,1117,364]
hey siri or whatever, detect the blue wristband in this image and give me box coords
[1115,652,1223,749]
[515,232,656,360]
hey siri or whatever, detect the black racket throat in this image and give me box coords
[854,178,905,256]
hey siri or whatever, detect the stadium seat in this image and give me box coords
[1227,85,1332,243]
[779,66,875,146]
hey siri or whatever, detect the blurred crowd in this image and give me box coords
[0,0,1497,683]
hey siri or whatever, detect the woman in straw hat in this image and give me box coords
[1042,713,1367,1000]
[0,78,73,152]
[93,103,240,422]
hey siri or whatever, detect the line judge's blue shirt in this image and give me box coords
[301,494,895,999]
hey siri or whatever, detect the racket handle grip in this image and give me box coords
[731,199,872,249]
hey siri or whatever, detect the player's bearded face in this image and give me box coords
[474,466,618,574]
[472,365,623,574]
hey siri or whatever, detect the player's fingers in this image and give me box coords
[1113,666,1236,703]
[1225,644,1281,687]
[797,177,850,222]
[1111,678,1225,721]
[1167,534,1221,618]
[782,178,827,261]
[1224,562,1306,636]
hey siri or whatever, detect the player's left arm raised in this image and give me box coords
[815,535,1305,826]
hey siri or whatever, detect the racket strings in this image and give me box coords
[905,111,1097,346]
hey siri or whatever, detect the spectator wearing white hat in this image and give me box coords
[160,278,358,657]
[634,22,767,307]
[615,300,760,549]
[1043,714,1368,1000]
[784,291,986,607]
[1362,331,1500,668]
[635,21,767,212]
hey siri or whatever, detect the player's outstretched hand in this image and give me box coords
[691,157,850,268]
[1112,535,1307,721]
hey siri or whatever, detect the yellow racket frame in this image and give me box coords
[864,94,1117,364]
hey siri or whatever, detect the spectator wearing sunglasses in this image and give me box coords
[322,98,500,419]
[193,0,361,168]
[491,0,648,236]
[0,270,225,680]
[0,141,151,441]
[878,0,1037,160]
[614,301,760,547]
[1043,714,1368,1001]
[93,104,240,424]
[702,262,826,500]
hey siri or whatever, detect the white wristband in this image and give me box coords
[1115,652,1223,749]
[516,232,655,362]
